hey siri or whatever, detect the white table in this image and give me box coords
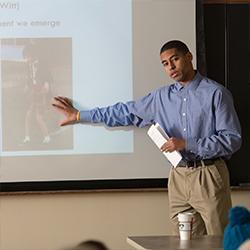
[127,235,223,250]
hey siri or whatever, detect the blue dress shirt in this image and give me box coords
[80,72,241,161]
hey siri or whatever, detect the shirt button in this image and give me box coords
[183,128,186,131]
[183,98,186,101]
[182,113,186,116]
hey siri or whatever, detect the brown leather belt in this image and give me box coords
[178,158,220,168]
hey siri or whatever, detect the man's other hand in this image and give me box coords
[160,137,186,152]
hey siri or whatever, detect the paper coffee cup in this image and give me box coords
[177,212,194,240]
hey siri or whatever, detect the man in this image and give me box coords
[52,40,241,236]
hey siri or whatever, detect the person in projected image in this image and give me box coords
[52,40,242,236]
[22,43,51,144]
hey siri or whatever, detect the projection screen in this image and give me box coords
[0,0,196,186]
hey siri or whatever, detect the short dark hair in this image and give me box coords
[160,40,190,55]
[77,240,109,250]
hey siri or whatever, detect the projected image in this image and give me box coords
[0,0,133,157]
[1,38,73,151]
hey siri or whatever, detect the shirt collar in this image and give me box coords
[174,71,203,91]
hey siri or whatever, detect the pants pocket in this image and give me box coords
[191,164,225,201]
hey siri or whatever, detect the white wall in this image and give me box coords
[0,190,249,250]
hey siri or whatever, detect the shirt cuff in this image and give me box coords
[79,110,92,122]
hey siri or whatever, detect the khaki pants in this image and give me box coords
[168,159,232,236]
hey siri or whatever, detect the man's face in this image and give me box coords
[160,48,194,84]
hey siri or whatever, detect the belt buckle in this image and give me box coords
[188,160,202,168]
[186,160,195,168]
[191,160,196,169]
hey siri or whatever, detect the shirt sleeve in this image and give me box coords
[187,88,242,159]
[79,92,157,127]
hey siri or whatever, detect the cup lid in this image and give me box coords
[178,212,194,221]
